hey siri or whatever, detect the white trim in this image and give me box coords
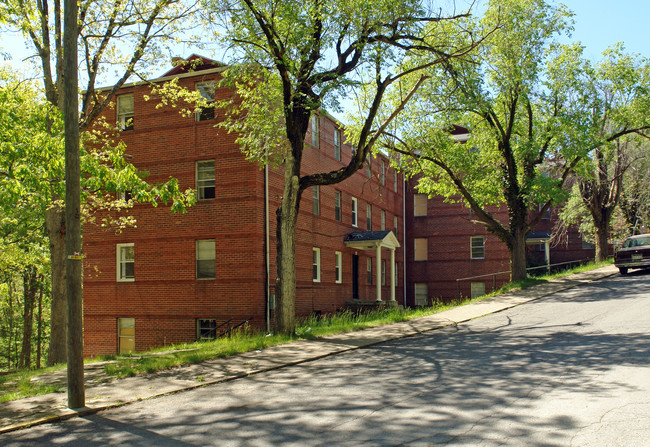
[335,251,342,283]
[116,243,135,282]
[312,248,321,282]
[470,235,485,259]
[351,197,358,227]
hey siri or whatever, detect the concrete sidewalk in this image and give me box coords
[0,265,618,434]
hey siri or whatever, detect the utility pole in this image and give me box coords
[63,0,85,409]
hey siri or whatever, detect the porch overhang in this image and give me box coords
[344,230,400,250]
[526,231,551,244]
[344,231,400,303]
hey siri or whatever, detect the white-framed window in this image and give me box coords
[366,204,372,231]
[312,185,320,215]
[414,194,427,216]
[393,170,398,193]
[334,129,341,160]
[196,239,216,279]
[381,210,386,231]
[312,248,321,282]
[117,94,134,131]
[366,158,371,177]
[335,251,342,283]
[196,160,215,200]
[539,203,551,220]
[414,238,427,261]
[470,236,485,259]
[394,216,398,234]
[414,283,428,306]
[196,319,217,340]
[311,115,319,148]
[195,81,215,121]
[351,197,358,227]
[381,259,386,286]
[116,243,135,282]
[381,160,386,185]
[394,261,398,286]
[470,282,486,298]
[335,190,342,221]
[367,258,372,284]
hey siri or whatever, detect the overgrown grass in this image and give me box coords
[0,367,64,403]
[0,260,612,401]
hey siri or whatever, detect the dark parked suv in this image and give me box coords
[614,234,650,275]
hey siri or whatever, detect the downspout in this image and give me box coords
[402,175,407,306]
[264,163,271,333]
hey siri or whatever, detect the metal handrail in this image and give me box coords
[456,258,595,298]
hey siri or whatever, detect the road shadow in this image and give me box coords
[5,276,650,446]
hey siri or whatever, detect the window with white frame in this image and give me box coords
[117,94,134,131]
[381,259,386,286]
[414,283,428,306]
[196,319,217,340]
[311,115,319,148]
[381,160,386,185]
[351,197,358,227]
[414,194,427,216]
[196,160,215,200]
[470,236,485,259]
[195,81,216,121]
[394,216,398,235]
[117,243,135,281]
[334,129,341,160]
[196,82,215,118]
[335,190,342,221]
[393,170,398,192]
[312,185,320,215]
[414,238,427,261]
[312,248,321,282]
[366,158,371,177]
[335,251,342,283]
[196,239,216,279]
[366,204,372,231]
[367,258,372,284]
[381,210,386,231]
[470,282,486,298]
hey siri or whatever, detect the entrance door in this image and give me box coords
[352,254,359,299]
[118,318,135,354]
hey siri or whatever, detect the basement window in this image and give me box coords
[197,319,217,340]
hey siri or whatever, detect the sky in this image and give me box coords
[1,1,649,76]
[565,0,650,59]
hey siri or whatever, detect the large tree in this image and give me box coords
[207,0,485,333]
[386,0,585,281]
[2,0,202,364]
[572,46,650,260]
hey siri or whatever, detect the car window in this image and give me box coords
[623,236,650,248]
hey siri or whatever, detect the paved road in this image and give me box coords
[4,271,650,446]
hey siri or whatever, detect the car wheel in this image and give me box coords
[619,267,628,275]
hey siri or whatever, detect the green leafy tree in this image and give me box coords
[1,0,203,364]
[387,0,586,281]
[571,46,650,260]
[207,0,484,333]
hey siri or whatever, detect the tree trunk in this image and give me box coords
[19,267,37,369]
[510,230,528,282]
[594,219,610,262]
[37,284,43,369]
[274,163,301,334]
[46,204,67,365]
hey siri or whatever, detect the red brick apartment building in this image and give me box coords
[83,56,405,356]
[83,56,593,356]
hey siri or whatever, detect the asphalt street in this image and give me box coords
[4,270,650,446]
